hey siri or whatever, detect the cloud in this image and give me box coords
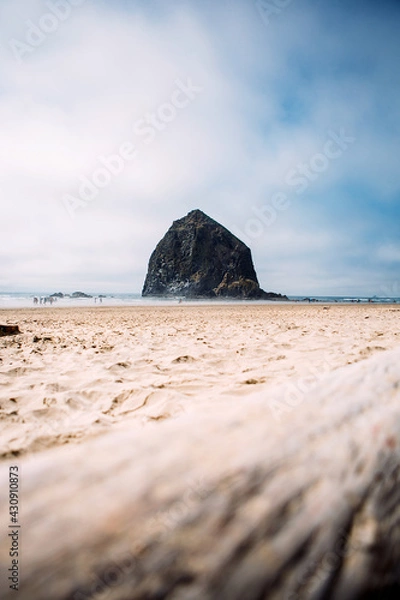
[0,0,399,294]
[377,244,400,264]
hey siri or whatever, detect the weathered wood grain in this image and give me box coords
[1,347,400,599]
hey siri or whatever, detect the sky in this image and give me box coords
[0,0,399,297]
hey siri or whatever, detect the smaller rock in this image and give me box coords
[71,292,92,298]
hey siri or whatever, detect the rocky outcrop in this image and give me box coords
[1,347,400,599]
[71,291,92,298]
[142,210,286,299]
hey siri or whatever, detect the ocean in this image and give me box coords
[0,292,399,309]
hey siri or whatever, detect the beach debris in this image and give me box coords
[0,324,21,337]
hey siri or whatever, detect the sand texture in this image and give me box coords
[0,304,399,459]
[0,304,400,599]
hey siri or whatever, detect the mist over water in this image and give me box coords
[0,293,398,309]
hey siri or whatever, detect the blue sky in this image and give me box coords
[0,0,399,296]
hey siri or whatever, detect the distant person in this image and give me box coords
[33,297,38,305]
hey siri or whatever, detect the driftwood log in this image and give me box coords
[1,347,400,599]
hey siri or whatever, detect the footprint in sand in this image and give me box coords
[4,366,28,376]
[242,378,265,385]
[0,398,19,415]
[108,361,132,373]
[172,355,196,364]
[359,346,386,357]
[43,397,57,407]
[45,382,67,393]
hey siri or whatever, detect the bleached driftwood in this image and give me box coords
[1,348,400,599]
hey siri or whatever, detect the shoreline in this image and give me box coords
[0,298,399,313]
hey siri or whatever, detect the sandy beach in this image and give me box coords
[1,303,399,460]
[1,303,400,599]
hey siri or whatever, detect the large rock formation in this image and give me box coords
[142,210,286,299]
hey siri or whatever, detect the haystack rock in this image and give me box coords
[142,209,287,299]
